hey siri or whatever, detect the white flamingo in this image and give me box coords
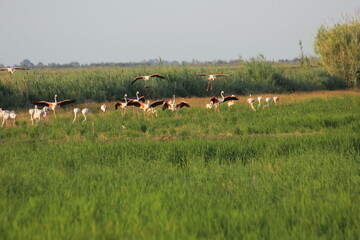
[247,95,256,111]
[81,108,89,123]
[100,103,107,116]
[29,105,43,125]
[257,96,263,109]
[264,97,273,108]
[205,102,213,109]
[1,109,11,128]
[73,108,81,123]
[10,111,16,125]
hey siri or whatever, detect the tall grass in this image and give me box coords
[0,63,348,108]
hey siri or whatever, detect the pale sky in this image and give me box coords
[0,0,358,66]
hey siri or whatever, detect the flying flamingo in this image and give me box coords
[210,91,239,112]
[131,74,166,87]
[0,67,28,74]
[196,74,229,91]
[34,94,76,118]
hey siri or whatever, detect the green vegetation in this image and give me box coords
[314,13,360,88]
[0,95,359,239]
[0,63,347,108]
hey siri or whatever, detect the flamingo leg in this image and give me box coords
[206,81,211,92]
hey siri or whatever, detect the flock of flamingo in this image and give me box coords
[0,71,279,128]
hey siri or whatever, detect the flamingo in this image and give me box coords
[162,101,190,111]
[162,95,190,111]
[29,106,36,126]
[34,94,76,117]
[227,95,237,108]
[273,96,280,105]
[257,96,263,109]
[115,94,129,115]
[73,108,81,123]
[42,106,51,118]
[29,105,41,125]
[33,110,45,125]
[128,100,165,119]
[263,97,273,108]
[0,67,28,74]
[210,91,239,112]
[81,108,89,123]
[101,103,107,114]
[73,108,89,123]
[9,111,16,125]
[131,74,165,87]
[1,110,11,128]
[205,102,213,109]
[247,96,256,111]
[118,91,145,103]
[196,74,229,91]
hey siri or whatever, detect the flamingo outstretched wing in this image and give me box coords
[150,74,165,79]
[176,101,190,108]
[149,100,165,108]
[33,101,52,107]
[223,96,239,102]
[131,76,144,85]
[57,100,76,106]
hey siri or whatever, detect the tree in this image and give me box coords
[314,13,360,88]
[20,59,34,67]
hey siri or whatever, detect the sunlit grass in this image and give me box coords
[0,93,359,239]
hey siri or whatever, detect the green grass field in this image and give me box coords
[0,92,359,239]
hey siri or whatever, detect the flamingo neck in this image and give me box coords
[221,92,224,100]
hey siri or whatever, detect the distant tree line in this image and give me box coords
[0,57,304,69]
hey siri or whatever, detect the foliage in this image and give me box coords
[0,65,348,108]
[314,14,360,88]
